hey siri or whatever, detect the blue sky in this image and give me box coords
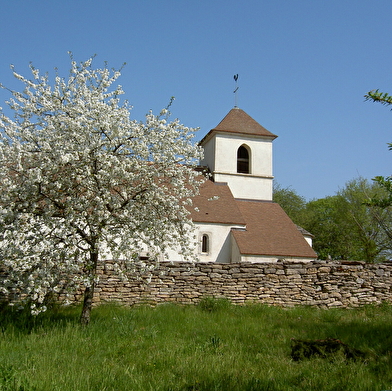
[1,1,392,200]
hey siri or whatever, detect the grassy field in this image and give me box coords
[1,299,392,391]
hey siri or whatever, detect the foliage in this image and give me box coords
[275,178,392,262]
[301,196,343,260]
[198,296,231,312]
[336,178,392,262]
[272,183,307,226]
[364,88,392,206]
[365,89,392,108]
[368,174,392,208]
[309,179,392,261]
[365,149,392,212]
[0,55,204,324]
[1,303,392,390]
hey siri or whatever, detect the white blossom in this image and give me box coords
[0,55,205,323]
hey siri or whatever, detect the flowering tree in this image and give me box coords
[0,56,204,324]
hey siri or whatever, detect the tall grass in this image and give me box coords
[1,299,392,390]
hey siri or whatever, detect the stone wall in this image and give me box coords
[84,260,392,308]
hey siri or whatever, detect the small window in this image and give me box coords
[201,234,209,253]
[237,145,250,174]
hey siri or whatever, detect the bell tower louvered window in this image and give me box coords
[237,145,250,174]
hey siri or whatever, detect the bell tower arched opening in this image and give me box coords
[237,145,251,174]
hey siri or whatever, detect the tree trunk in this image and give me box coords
[79,251,98,326]
[80,284,95,326]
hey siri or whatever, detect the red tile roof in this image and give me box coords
[189,180,245,225]
[200,107,277,145]
[190,180,316,259]
[232,200,317,258]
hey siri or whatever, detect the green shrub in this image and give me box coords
[198,296,231,312]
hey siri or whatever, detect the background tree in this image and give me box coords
[273,183,307,227]
[335,178,391,262]
[302,196,346,260]
[274,178,392,262]
[0,56,204,324]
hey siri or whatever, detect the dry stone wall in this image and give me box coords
[85,260,392,308]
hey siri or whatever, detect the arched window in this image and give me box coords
[201,234,209,253]
[237,145,250,174]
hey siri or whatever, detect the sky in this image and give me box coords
[1,0,392,200]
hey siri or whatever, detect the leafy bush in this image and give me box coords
[198,296,231,312]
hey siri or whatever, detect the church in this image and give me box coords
[168,106,317,263]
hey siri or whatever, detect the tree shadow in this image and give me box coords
[0,301,80,334]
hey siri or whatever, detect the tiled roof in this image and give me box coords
[189,180,246,225]
[232,200,317,258]
[190,179,316,259]
[200,107,277,144]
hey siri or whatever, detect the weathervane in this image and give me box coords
[233,74,239,107]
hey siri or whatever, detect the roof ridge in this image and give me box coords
[200,107,277,145]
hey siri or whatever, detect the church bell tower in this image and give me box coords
[199,107,277,201]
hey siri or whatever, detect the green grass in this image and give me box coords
[1,299,392,390]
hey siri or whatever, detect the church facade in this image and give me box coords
[168,107,317,263]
